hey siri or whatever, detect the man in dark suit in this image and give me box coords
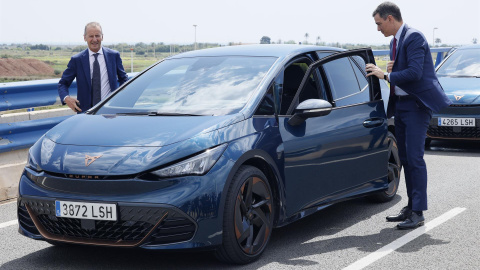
[58,22,128,113]
[366,2,452,229]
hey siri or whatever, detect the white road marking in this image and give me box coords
[343,207,467,270]
[0,219,18,229]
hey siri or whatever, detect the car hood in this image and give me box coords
[439,77,480,104]
[35,113,244,175]
[46,113,243,147]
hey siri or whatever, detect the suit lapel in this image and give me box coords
[102,48,115,90]
[80,49,91,90]
[396,24,409,60]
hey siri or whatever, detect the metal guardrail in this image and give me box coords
[0,73,138,153]
[0,48,451,154]
[1,78,76,112]
[373,47,453,67]
[0,115,71,153]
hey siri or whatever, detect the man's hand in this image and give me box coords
[365,63,384,79]
[387,61,394,73]
[65,96,81,112]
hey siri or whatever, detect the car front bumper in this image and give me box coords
[17,157,232,250]
[427,106,480,140]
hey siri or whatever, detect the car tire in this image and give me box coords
[368,132,401,202]
[215,165,274,264]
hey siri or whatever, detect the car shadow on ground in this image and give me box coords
[426,140,480,156]
[1,195,450,269]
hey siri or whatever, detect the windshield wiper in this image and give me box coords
[439,75,480,78]
[116,111,205,116]
[149,112,206,116]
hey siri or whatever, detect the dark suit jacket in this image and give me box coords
[387,24,452,117]
[58,47,128,112]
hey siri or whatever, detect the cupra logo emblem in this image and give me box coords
[85,155,102,166]
[454,95,464,101]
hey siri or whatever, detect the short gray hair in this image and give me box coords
[84,22,103,36]
[372,2,402,22]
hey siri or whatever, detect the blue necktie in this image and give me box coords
[92,53,101,106]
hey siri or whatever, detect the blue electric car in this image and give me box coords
[426,45,480,145]
[18,45,399,264]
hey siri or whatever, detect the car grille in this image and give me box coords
[427,125,480,139]
[19,197,196,246]
[437,105,480,115]
[18,204,40,236]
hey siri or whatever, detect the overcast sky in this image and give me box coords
[0,0,479,46]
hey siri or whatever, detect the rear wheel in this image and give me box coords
[369,132,401,202]
[215,165,274,264]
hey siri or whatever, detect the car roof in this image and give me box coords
[456,44,480,50]
[168,44,344,58]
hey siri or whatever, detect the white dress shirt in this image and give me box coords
[88,47,112,101]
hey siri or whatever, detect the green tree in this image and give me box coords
[260,36,271,44]
[304,33,309,44]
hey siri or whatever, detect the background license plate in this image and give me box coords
[55,201,117,221]
[438,118,475,127]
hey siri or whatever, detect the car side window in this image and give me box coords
[322,56,369,107]
[350,56,371,101]
[255,85,275,115]
[280,62,309,114]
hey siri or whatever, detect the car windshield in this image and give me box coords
[437,48,480,77]
[96,56,277,116]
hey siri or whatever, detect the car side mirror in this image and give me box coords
[288,99,332,126]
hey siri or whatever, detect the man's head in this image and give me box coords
[372,2,403,37]
[84,22,103,53]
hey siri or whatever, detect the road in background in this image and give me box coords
[1,140,479,269]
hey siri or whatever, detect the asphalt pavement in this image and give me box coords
[1,140,479,270]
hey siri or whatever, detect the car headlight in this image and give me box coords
[150,144,227,178]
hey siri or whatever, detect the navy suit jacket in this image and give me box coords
[58,47,128,112]
[387,24,451,117]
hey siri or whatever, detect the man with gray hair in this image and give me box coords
[58,22,128,113]
[366,2,451,229]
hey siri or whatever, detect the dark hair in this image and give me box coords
[372,2,403,22]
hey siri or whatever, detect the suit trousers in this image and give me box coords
[394,98,432,211]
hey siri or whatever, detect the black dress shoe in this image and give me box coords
[386,207,412,222]
[397,212,425,230]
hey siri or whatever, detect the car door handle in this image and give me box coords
[363,118,385,128]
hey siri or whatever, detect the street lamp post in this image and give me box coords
[193,24,197,50]
[433,27,438,47]
[130,48,133,73]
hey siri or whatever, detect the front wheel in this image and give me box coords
[369,132,401,202]
[215,165,274,264]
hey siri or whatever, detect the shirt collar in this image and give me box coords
[88,47,103,56]
[394,23,405,41]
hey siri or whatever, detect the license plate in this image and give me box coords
[55,201,117,221]
[438,118,475,127]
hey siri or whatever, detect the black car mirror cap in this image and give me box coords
[288,99,332,126]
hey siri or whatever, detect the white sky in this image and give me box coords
[0,0,479,46]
